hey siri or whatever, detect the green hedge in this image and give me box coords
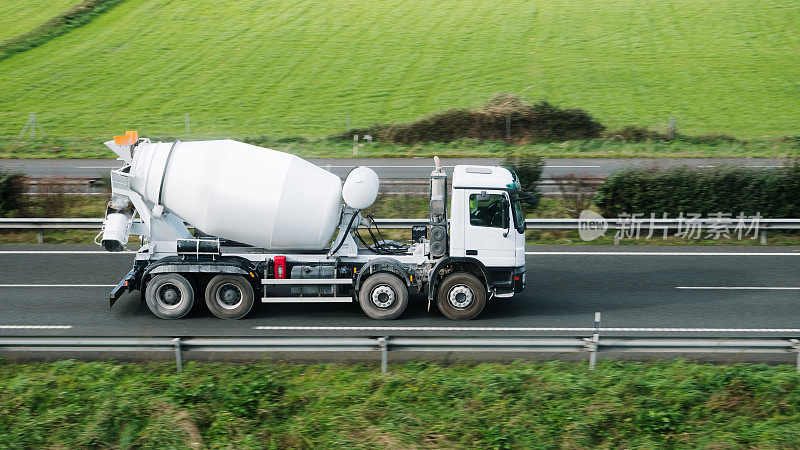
[0,170,25,217]
[594,164,800,218]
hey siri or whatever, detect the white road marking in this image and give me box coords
[526,251,800,256]
[0,251,795,256]
[0,325,72,329]
[544,165,601,168]
[0,251,134,254]
[319,164,601,169]
[698,165,783,168]
[0,284,115,287]
[74,166,116,169]
[677,286,800,290]
[253,326,800,333]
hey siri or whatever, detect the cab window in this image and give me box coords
[469,193,506,228]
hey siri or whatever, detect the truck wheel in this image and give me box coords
[205,274,255,320]
[358,273,408,320]
[145,273,195,319]
[436,272,486,320]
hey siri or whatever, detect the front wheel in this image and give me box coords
[436,272,486,320]
[145,273,195,319]
[205,274,255,319]
[358,273,409,320]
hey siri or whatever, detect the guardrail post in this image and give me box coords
[589,312,601,370]
[760,230,767,245]
[37,230,43,244]
[173,337,183,373]
[378,336,388,374]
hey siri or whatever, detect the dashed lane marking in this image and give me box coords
[253,326,800,333]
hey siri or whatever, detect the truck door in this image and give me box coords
[462,190,516,267]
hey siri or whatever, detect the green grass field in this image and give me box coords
[0,0,80,41]
[0,0,798,143]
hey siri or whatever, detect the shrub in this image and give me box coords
[331,95,605,144]
[605,125,666,142]
[593,163,800,218]
[503,155,544,210]
[0,170,26,217]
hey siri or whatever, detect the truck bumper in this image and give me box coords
[513,266,526,293]
[109,268,137,307]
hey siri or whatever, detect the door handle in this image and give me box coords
[466,250,478,255]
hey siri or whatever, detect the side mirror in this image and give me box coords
[502,197,510,237]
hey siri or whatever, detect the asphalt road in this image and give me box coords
[2,244,799,338]
[1,157,792,179]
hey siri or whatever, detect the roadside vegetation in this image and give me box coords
[2,359,800,448]
[4,134,800,159]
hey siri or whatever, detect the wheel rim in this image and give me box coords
[448,285,474,310]
[215,283,243,310]
[370,285,396,309]
[156,283,183,310]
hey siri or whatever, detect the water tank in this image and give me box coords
[128,139,342,250]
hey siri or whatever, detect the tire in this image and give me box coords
[436,272,486,320]
[205,274,255,320]
[357,273,409,320]
[145,273,195,319]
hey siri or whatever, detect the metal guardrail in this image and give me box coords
[1,335,798,374]
[0,217,793,244]
[1,217,796,230]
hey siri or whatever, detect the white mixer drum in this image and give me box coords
[128,140,342,250]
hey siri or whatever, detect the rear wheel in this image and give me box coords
[205,274,255,319]
[436,272,486,320]
[358,273,409,320]
[145,273,195,319]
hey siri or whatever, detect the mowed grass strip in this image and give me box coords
[0,0,82,41]
[0,0,798,140]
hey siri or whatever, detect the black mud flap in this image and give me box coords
[109,268,137,308]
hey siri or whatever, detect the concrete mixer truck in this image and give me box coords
[99,131,534,320]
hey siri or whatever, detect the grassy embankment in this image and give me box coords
[2,359,800,448]
[0,0,81,41]
[1,0,799,155]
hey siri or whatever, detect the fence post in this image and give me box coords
[668,116,676,140]
[760,230,767,245]
[37,230,43,244]
[353,134,359,156]
[589,312,601,370]
[378,336,388,374]
[792,339,800,373]
[173,337,183,373]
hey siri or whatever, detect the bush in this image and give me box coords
[0,170,26,217]
[593,163,800,218]
[503,155,544,210]
[331,95,605,144]
[605,125,666,142]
